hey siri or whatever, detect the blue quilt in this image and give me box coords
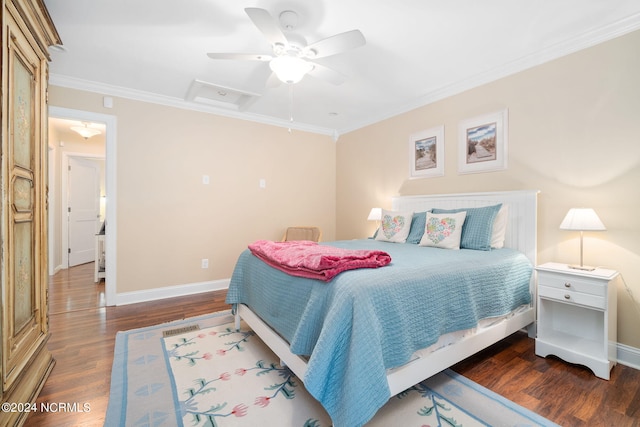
[226,239,532,427]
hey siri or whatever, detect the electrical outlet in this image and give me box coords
[201,259,209,269]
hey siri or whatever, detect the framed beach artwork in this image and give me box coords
[409,125,444,178]
[458,109,508,174]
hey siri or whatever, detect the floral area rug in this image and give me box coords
[105,310,559,427]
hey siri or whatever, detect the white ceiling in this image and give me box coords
[44,0,640,138]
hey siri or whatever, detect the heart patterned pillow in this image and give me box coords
[425,216,456,244]
[374,209,413,243]
[419,211,467,249]
[382,214,406,239]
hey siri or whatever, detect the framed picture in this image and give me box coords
[458,109,508,174]
[409,125,444,178]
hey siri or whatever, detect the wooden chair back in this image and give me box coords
[282,226,322,242]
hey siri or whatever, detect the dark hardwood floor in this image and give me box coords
[25,263,639,426]
[26,263,230,427]
[453,333,640,426]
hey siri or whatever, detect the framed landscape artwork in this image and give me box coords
[458,109,508,174]
[409,125,444,178]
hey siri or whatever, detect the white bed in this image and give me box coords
[232,190,539,425]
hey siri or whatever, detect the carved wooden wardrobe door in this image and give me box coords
[5,7,47,387]
[1,1,60,425]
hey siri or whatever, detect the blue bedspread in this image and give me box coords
[226,239,532,427]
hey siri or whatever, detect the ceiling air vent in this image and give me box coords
[185,79,260,111]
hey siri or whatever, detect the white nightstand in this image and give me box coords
[94,233,106,283]
[535,262,618,380]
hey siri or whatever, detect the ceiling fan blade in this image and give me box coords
[207,52,272,61]
[244,7,288,47]
[307,63,347,85]
[305,29,366,59]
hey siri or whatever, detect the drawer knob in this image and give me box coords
[564,282,571,288]
[564,294,571,300]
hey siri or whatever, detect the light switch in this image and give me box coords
[202,175,210,185]
[259,179,266,189]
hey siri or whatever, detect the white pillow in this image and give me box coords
[419,211,467,249]
[491,205,509,249]
[375,209,413,243]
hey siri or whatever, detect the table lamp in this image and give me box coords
[368,208,382,237]
[367,207,382,222]
[559,208,606,271]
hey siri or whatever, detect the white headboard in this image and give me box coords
[392,190,539,266]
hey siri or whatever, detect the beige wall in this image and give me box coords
[48,87,336,293]
[336,30,640,348]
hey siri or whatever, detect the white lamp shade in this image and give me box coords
[559,208,606,231]
[269,56,314,84]
[367,208,382,221]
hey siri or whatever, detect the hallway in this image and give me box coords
[49,263,106,315]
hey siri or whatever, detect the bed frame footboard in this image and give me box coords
[237,303,534,398]
[385,306,534,395]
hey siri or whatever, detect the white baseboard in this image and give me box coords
[617,342,640,371]
[114,278,230,306]
[50,264,64,277]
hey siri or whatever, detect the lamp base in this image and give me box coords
[568,264,596,272]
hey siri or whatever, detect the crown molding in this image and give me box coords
[50,12,640,140]
[48,74,336,138]
[337,13,640,136]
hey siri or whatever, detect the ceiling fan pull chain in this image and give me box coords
[288,84,294,133]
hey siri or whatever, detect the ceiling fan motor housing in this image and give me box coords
[279,10,298,31]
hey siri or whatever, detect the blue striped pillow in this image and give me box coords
[431,204,502,251]
[406,211,430,244]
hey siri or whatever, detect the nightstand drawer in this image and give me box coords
[539,284,606,309]
[538,272,606,297]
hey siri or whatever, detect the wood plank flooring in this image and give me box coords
[25,263,640,426]
[453,332,640,426]
[25,263,230,427]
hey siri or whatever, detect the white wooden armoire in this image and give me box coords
[1,0,60,425]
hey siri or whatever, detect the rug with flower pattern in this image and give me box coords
[105,310,558,427]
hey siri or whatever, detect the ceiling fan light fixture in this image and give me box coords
[71,122,101,139]
[270,56,313,84]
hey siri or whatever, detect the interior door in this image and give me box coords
[68,157,100,266]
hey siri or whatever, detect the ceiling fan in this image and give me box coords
[207,7,366,86]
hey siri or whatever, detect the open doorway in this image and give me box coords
[48,107,117,305]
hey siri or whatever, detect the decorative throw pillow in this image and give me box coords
[419,211,467,249]
[375,209,413,243]
[491,204,509,249]
[405,211,430,244]
[432,204,502,251]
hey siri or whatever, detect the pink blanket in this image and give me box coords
[248,240,392,281]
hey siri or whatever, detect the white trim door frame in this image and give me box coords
[48,145,57,276]
[49,106,117,306]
